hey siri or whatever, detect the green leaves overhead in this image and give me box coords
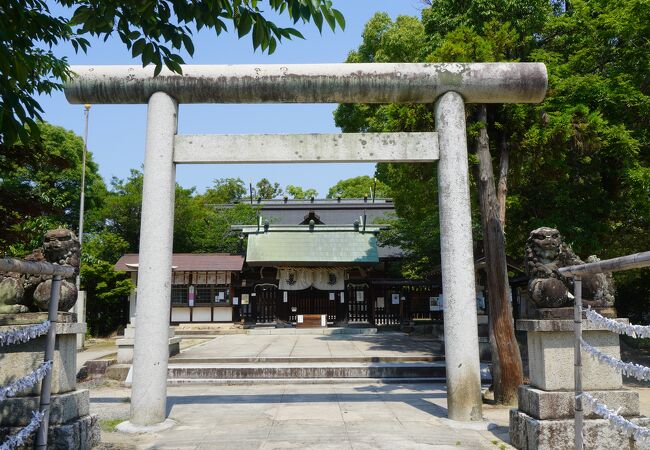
[335,1,649,281]
[1,0,345,145]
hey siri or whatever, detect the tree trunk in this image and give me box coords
[497,131,509,231]
[473,105,523,405]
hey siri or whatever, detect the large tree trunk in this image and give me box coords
[497,131,509,231]
[473,105,523,405]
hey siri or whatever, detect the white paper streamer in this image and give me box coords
[581,392,650,446]
[0,360,52,402]
[581,338,650,381]
[585,308,650,339]
[0,410,44,450]
[0,321,50,347]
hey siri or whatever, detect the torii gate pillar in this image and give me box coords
[435,92,483,420]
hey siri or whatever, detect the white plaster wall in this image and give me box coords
[171,307,190,322]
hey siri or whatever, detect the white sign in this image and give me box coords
[430,296,442,311]
[233,297,239,305]
[376,297,385,308]
[251,292,256,297]
[340,292,345,304]
[329,292,335,301]
[217,291,225,301]
[241,294,249,305]
[283,291,288,303]
[391,293,400,305]
[356,291,364,302]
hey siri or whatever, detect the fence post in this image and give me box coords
[35,275,62,449]
[574,275,583,450]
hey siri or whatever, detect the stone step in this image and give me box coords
[244,327,379,335]
[170,355,445,364]
[121,362,492,385]
[174,327,380,337]
[167,377,447,386]
[166,361,446,380]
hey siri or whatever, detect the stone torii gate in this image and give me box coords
[64,63,547,428]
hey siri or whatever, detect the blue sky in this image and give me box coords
[38,1,424,197]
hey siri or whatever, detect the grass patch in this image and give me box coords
[99,418,123,432]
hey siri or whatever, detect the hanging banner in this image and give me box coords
[312,269,345,291]
[188,285,195,307]
[278,269,313,291]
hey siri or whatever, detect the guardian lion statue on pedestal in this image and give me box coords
[524,227,615,308]
[0,229,80,313]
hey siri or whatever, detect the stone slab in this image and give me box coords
[0,389,89,426]
[116,336,181,364]
[0,414,100,450]
[518,385,639,420]
[530,307,618,320]
[527,328,622,390]
[509,409,650,450]
[517,318,628,332]
[0,333,77,394]
[0,312,76,325]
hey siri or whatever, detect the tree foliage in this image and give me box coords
[100,170,259,253]
[326,175,390,199]
[1,0,345,144]
[254,177,283,199]
[286,184,318,199]
[80,231,134,336]
[202,177,247,204]
[0,122,106,255]
[336,2,649,279]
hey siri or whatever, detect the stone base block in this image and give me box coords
[518,385,640,420]
[509,409,649,450]
[0,313,85,395]
[0,389,89,427]
[116,336,180,364]
[517,319,625,390]
[0,414,100,450]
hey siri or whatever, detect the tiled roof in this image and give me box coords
[114,253,244,272]
[245,231,379,265]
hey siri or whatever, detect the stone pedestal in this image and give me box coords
[509,318,647,450]
[0,313,100,449]
[116,321,180,364]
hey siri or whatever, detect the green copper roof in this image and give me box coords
[246,231,379,265]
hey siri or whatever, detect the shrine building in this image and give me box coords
[115,198,525,328]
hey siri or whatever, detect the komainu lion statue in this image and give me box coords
[524,227,615,308]
[0,229,80,313]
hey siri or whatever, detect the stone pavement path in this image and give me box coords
[92,382,512,450]
[171,333,439,361]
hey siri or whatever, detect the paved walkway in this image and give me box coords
[171,333,439,361]
[93,382,512,449]
[77,340,117,368]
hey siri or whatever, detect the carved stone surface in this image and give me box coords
[510,409,650,450]
[518,385,639,420]
[0,414,100,450]
[524,227,615,308]
[0,228,80,313]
